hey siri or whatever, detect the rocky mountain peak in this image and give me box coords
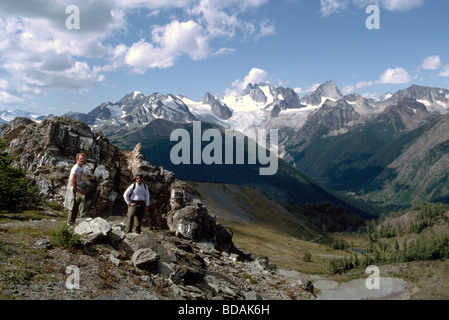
[242,83,268,103]
[300,80,343,107]
[379,98,435,132]
[203,92,233,120]
[384,84,449,114]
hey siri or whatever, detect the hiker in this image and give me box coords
[123,174,150,234]
[64,153,88,225]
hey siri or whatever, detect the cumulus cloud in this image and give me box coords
[120,19,212,71]
[421,55,442,70]
[0,0,121,103]
[225,68,269,96]
[0,0,274,108]
[104,0,274,73]
[378,67,411,84]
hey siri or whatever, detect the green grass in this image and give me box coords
[0,241,46,288]
[225,221,356,275]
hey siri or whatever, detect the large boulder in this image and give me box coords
[166,202,217,241]
[74,217,112,243]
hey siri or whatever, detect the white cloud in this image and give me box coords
[378,68,411,84]
[122,20,211,71]
[225,68,269,96]
[125,41,175,70]
[0,0,273,108]
[320,0,424,16]
[320,0,349,17]
[342,85,355,95]
[421,55,442,70]
[306,83,321,93]
[342,80,373,95]
[114,0,192,9]
[382,0,423,12]
[258,19,276,38]
[152,20,211,60]
[0,1,122,103]
[440,66,449,77]
[0,90,23,104]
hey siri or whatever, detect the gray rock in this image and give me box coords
[156,261,175,278]
[254,257,277,271]
[131,248,160,270]
[74,217,112,243]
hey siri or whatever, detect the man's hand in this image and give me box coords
[145,206,149,212]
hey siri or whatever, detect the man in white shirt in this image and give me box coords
[64,153,87,225]
[123,174,150,234]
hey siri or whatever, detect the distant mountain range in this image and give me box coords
[0,109,51,126]
[3,80,449,213]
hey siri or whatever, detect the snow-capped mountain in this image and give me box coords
[0,109,50,125]
[379,84,449,114]
[61,81,449,151]
[300,81,343,107]
[65,91,197,134]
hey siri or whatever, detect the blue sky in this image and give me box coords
[0,0,448,115]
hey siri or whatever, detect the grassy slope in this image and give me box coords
[188,181,356,274]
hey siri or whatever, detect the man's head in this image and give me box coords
[76,153,86,166]
[135,174,144,185]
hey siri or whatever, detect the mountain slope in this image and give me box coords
[364,113,449,204]
[286,98,437,193]
[110,119,377,218]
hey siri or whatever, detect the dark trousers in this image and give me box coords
[125,202,145,233]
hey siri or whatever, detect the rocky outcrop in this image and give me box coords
[69,217,315,300]
[0,116,245,258]
[0,116,173,217]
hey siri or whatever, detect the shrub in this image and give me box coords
[0,139,40,210]
[303,251,312,262]
[52,224,81,250]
